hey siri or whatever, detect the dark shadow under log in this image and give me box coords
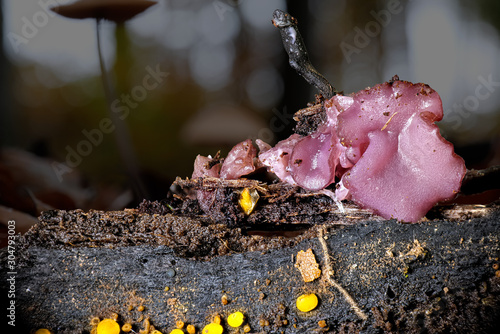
[1,205,499,333]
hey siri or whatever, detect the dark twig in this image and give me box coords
[272,9,336,98]
[460,166,500,196]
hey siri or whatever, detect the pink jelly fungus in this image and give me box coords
[220,139,257,180]
[257,79,466,222]
[192,79,466,222]
[192,155,221,179]
[192,155,221,212]
[258,134,301,186]
[192,139,258,211]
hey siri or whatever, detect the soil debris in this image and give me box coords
[295,248,321,282]
[18,209,319,261]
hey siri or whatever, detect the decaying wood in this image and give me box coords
[173,177,268,193]
[4,165,497,333]
[293,102,327,136]
[1,205,499,333]
[169,176,498,225]
[168,177,378,226]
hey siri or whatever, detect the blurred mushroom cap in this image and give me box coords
[51,0,157,22]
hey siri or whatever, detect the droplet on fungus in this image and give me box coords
[239,188,259,215]
[227,312,245,327]
[169,329,184,334]
[296,293,318,312]
[186,324,196,334]
[202,323,223,334]
[96,319,120,334]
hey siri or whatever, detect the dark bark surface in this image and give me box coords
[1,205,499,333]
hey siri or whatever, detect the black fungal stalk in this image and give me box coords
[272,9,337,99]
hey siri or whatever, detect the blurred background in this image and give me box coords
[1,0,499,238]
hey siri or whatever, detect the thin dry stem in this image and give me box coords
[96,19,147,200]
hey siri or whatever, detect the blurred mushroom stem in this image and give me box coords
[96,19,148,201]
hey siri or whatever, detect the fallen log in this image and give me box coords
[1,203,499,333]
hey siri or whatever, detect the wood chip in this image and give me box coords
[295,248,321,282]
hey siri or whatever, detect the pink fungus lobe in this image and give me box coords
[192,78,466,223]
